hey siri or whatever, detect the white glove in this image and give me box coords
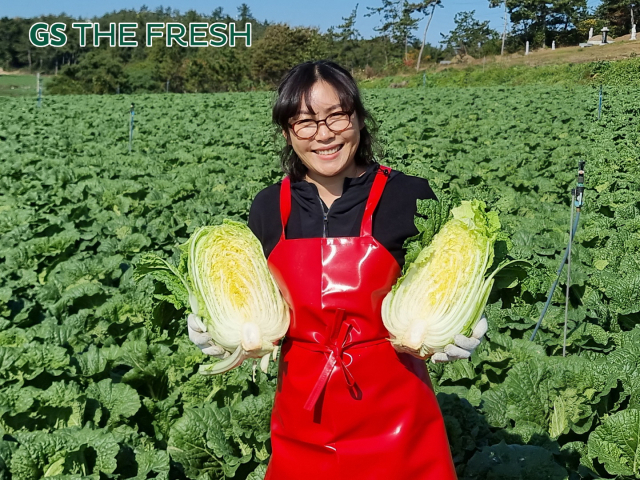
[431,316,488,363]
[187,313,229,359]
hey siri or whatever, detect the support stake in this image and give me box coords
[129,103,135,153]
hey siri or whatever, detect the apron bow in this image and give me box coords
[302,309,360,411]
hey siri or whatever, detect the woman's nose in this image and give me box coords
[315,121,334,140]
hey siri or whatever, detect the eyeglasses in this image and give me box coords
[289,111,353,140]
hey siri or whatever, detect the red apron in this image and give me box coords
[265,166,457,480]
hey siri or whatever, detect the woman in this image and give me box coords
[189,60,486,479]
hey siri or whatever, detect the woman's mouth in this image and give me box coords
[313,144,343,157]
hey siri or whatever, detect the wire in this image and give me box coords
[562,190,576,356]
[529,211,581,342]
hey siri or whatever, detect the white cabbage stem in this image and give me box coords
[241,322,262,352]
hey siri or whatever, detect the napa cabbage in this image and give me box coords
[382,200,517,357]
[136,220,289,374]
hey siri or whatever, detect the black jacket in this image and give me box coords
[248,163,437,268]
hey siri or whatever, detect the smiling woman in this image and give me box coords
[237,60,461,479]
[282,81,363,207]
[271,61,377,188]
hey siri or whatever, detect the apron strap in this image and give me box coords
[360,165,391,237]
[279,165,391,240]
[279,176,292,240]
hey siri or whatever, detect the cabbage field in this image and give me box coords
[0,84,639,479]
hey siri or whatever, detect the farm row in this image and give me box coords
[0,85,638,478]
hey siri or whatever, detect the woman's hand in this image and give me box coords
[391,316,488,363]
[431,316,488,363]
[187,313,229,359]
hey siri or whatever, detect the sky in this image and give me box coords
[3,0,602,46]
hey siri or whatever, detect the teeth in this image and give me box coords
[315,145,341,155]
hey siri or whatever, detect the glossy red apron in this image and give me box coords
[265,166,457,480]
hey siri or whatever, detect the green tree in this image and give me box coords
[441,10,501,58]
[366,0,420,64]
[328,4,361,71]
[47,49,128,94]
[250,24,329,86]
[184,46,250,92]
[549,0,590,35]
[595,0,638,36]
[366,0,399,64]
[0,17,25,70]
[398,0,421,61]
[237,3,255,23]
[411,0,443,71]
[147,41,188,93]
[211,7,225,20]
[489,0,588,48]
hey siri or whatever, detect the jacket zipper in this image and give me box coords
[318,195,330,238]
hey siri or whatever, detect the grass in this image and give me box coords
[0,75,52,97]
[359,41,640,89]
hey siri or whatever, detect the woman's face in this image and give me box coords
[286,80,362,180]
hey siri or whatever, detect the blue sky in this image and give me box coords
[4,0,601,46]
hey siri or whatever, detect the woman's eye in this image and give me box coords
[294,120,315,130]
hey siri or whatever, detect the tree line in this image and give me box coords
[0,0,635,94]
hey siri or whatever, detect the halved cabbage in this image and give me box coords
[135,220,289,375]
[188,221,289,374]
[382,200,511,357]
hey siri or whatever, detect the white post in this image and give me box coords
[632,24,637,41]
[525,41,530,55]
[36,72,42,108]
[589,27,594,40]
[552,40,556,50]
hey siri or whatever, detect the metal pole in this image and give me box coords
[530,213,580,341]
[501,0,508,56]
[37,72,42,108]
[598,85,603,120]
[129,103,135,153]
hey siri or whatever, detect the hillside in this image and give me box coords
[359,39,640,89]
[445,37,640,69]
[2,39,639,97]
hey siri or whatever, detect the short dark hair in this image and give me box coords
[272,60,378,182]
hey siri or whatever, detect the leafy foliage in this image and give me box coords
[440,10,501,58]
[0,84,639,478]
